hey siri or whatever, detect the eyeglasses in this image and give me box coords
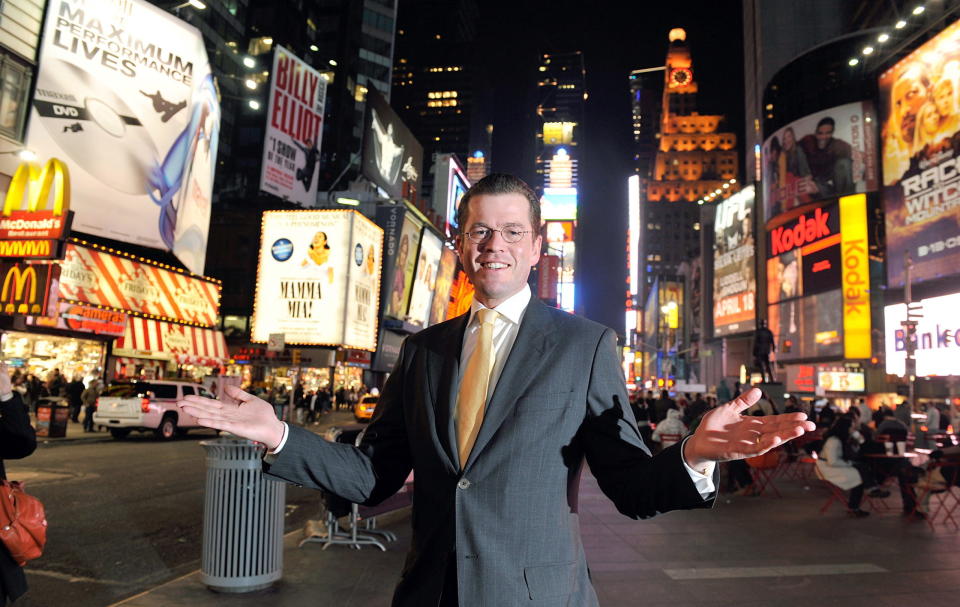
[463,227,532,244]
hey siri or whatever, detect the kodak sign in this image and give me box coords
[0,261,60,316]
[0,158,73,260]
[768,206,837,257]
[840,194,871,359]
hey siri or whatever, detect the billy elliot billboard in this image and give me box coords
[766,194,870,361]
[259,46,326,206]
[362,88,423,201]
[712,185,756,337]
[27,0,220,275]
[762,101,877,221]
[880,19,960,287]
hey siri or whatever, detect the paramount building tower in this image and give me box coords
[642,28,738,289]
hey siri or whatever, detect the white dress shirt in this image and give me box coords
[270,284,715,497]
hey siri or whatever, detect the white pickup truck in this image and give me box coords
[93,380,216,440]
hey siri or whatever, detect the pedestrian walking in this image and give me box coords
[81,380,102,432]
[66,375,85,422]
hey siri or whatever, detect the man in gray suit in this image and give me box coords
[180,174,814,606]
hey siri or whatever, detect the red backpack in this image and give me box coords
[0,480,47,566]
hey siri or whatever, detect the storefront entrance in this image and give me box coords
[1,331,106,383]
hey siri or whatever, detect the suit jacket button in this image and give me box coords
[457,479,471,490]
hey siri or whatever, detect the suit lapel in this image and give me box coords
[463,299,558,470]
[426,312,469,473]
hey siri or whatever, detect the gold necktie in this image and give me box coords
[456,308,498,468]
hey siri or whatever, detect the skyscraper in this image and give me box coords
[629,67,664,178]
[535,51,585,313]
[391,0,483,202]
[642,29,738,290]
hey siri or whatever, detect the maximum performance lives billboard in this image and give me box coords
[27,0,220,275]
[880,19,960,287]
[259,46,326,206]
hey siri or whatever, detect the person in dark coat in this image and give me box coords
[0,363,37,604]
[683,393,710,428]
[66,376,85,422]
[653,389,677,424]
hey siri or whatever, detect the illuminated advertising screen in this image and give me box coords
[879,20,960,287]
[27,0,220,275]
[885,291,960,377]
[431,154,469,237]
[766,195,870,360]
[713,186,756,337]
[406,229,443,328]
[762,101,877,220]
[376,206,423,320]
[251,210,383,350]
[428,248,457,326]
[362,88,423,200]
[259,46,327,206]
[769,289,843,361]
[541,187,578,220]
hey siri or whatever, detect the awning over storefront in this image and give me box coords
[114,317,228,367]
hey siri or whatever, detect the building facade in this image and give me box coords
[535,51,585,313]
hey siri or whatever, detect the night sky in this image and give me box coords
[474,0,744,332]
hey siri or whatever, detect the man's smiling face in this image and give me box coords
[456,193,542,308]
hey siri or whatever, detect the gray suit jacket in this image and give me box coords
[265,299,714,606]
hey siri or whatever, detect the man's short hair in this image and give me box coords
[816,117,835,130]
[456,173,541,232]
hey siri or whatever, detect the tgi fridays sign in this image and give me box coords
[57,243,220,326]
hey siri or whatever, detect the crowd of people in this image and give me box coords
[249,382,371,424]
[6,368,105,433]
[629,384,960,514]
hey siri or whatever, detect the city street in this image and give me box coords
[6,412,358,607]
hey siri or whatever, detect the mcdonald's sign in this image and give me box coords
[0,158,72,260]
[0,261,59,316]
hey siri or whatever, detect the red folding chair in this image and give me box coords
[912,462,960,530]
[746,448,782,497]
[815,465,884,515]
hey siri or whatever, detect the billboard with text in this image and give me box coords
[259,46,326,206]
[27,0,220,275]
[251,210,383,350]
[713,186,756,337]
[880,20,960,287]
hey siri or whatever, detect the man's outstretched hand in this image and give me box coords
[178,385,285,450]
[682,388,816,472]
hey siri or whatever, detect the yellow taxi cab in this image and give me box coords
[354,393,379,422]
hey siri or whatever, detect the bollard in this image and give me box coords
[199,438,286,592]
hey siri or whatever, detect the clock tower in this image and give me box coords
[639,27,739,296]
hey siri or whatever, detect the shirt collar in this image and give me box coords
[468,284,531,327]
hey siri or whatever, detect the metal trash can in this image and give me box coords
[200,438,286,592]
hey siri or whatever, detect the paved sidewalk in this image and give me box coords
[107,465,960,607]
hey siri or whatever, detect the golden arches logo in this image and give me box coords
[2,158,70,217]
[1,265,38,314]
